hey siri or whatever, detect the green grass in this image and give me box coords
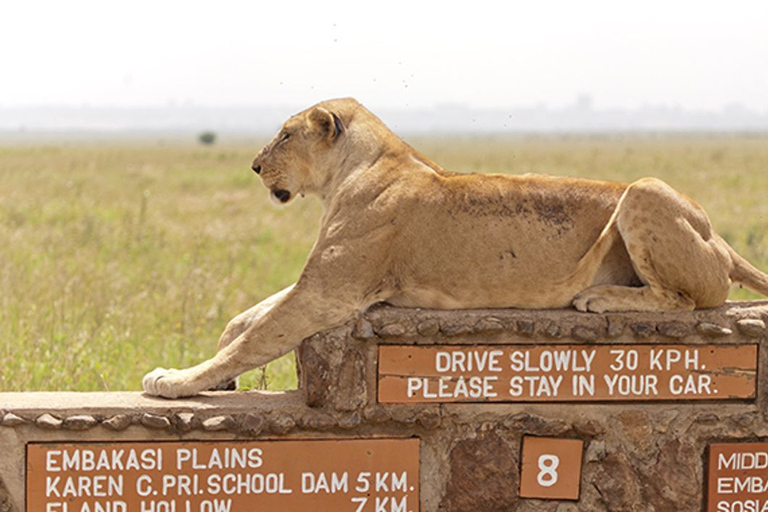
[2,135,768,391]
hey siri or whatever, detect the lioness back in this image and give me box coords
[387,170,632,309]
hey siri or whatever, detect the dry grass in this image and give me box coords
[2,134,767,391]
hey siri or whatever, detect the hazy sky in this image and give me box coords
[2,0,767,112]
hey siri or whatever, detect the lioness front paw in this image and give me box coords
[142,367,189,399]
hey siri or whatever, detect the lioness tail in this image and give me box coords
[729,246,768,298]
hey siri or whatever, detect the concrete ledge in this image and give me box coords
[0,390,296,414]
[0,390,374,437]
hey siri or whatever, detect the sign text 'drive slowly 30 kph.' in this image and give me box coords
[27,439,419,512]
[377,344,757,403]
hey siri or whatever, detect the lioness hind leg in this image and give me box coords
[574,178,731,313]
[574,284,695,313]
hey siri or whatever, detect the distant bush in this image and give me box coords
[198,131,217,145]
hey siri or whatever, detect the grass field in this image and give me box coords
[2,134,768,392]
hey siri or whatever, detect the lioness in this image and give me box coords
[143,97,768,398]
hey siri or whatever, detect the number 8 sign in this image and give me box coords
[520,436,584,500]
[537,454,560,487]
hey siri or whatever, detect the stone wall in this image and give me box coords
[3,301,768,511]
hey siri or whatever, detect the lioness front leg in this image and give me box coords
[142,280,365,398]
[209,285,295,391]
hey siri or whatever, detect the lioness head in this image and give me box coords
[251,98,362,204]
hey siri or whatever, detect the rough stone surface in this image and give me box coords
[440,317,475,337]
[35,414,62,430]
[201,415,235,431]
[630,322,655,337]
[442,429,518,512]
[517,319,535,336]
[572,419,605,438]
[606,316,627,338]
[1,413,25,427]
[417,319,440,337]
[543,320,564,338]
[298,342,330,408]
[240,413,265,435]
[503,412,569,436]
[593,451,643,511]
[362,406,391,424]
[337,412,361,429]
[657,320,691,338]
[174,412,195,432]
[299,411,336,431]
[0,477,13,512]
[697,322,733,336]
[2,412,27,427]
[103,414,132,431]
[585,439,606,462]
[475,317,505,333]
[737,318,767,337]
[352,317,375,339]
[640,438,699,510]
[269,415,296,435]
[63,415,97,430]
[415,409,441,430]
[377,322,407,337]
[141,413,171,430]
[299,324,370,412]
[617,411,653,451]
[333,348,367,412]
[572,325,599,341]
[440,322,474,337]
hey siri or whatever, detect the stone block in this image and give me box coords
[1,302,767,512]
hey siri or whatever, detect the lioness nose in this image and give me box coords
[252,164,261,175]
[274,189,291,203]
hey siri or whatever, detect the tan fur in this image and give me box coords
[143,98,768,398]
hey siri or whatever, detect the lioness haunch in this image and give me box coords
[143,98,768,398]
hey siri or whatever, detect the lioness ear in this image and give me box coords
[307,107,343,142]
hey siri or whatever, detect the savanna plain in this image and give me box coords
[2,134,767,392]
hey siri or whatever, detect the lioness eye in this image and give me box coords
[280,132,290,143]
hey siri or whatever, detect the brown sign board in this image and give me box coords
[27,438,420,512]
[378,344,757,403]
[519,436,583,500]
[708,442,768,512]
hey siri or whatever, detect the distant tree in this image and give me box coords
[198,131,216,145]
